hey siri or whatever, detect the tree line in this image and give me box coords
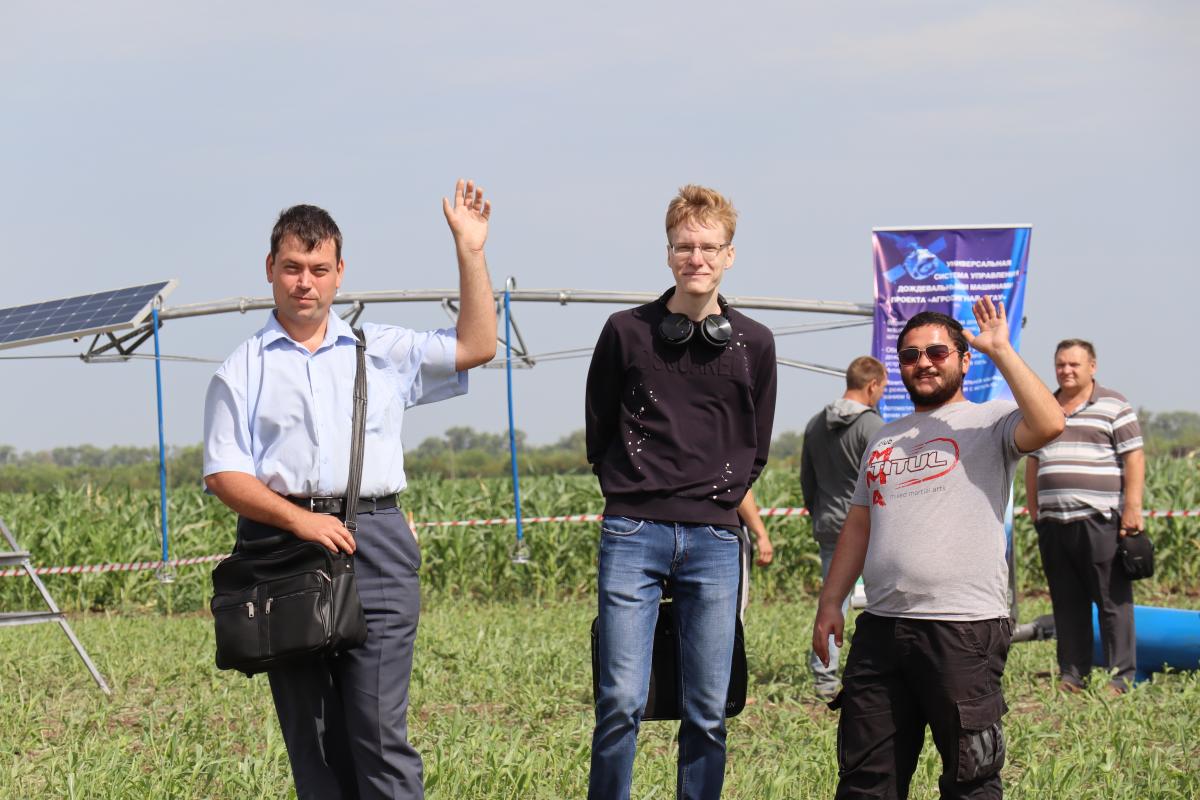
[0,410,1195,492]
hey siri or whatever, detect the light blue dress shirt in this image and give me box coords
[203,310,466,497]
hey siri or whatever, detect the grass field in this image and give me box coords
[1,594,1198,799]
[0,464,1197,797]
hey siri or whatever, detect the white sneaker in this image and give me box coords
[815,683,841,702]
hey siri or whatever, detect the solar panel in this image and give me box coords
[0,280,177,351]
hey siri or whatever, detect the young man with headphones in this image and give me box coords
[584,184,778,800]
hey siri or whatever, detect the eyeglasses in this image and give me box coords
[897,344,963,365]
[668,242,730,261]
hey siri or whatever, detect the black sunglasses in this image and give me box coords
[897,344,963,366]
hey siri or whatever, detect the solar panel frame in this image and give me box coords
[0,280,178,352]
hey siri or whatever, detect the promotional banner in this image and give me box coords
[870,224,1032,620]
[871,225,1032,420]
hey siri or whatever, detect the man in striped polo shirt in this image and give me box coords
[1025,338,1145,694]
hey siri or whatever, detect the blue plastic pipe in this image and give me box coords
[152,308,169,566]
[1092,604,1200,682]
[504,287,525,548]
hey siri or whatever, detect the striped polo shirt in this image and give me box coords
[1033,383,1143,522]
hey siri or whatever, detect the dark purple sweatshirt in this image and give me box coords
[584,290,778,527]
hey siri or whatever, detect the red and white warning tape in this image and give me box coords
[1138,509,1200,518]
[412,512,605,528]
[396,506,1200,527]
[1,506,1196,578]
[0,554,227,578]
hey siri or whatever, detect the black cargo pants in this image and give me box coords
[832,613,1012,800]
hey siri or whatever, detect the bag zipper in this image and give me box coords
[264,573,329,615]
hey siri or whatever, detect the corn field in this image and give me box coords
[0,459,1196,613]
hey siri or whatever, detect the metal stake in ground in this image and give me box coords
[151,305,174,583]
[505,277,531,565]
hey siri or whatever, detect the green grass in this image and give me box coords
[0,465,1197,796]
[1,595,1198,799]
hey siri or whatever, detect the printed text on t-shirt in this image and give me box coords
[865,437,961,506]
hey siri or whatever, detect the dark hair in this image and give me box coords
[897,311,969,354]
[270,204,343,262]
[845,355,886,390]
[1055,338,1096,360]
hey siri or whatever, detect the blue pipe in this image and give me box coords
[504,287,524,547]
[152,308,169,566]
[1092,604,1200,682]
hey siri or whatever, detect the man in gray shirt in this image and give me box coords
[800,356,885,700]
[812,301,1064,799]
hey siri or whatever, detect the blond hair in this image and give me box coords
[665,184,738,242]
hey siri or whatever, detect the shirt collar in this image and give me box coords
[656,286,730,315]
[260,310,358,351]
[1053,381,1099,415]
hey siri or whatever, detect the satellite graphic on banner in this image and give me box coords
[871,226,1032,421]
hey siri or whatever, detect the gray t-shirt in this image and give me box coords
[850,400,1023,621]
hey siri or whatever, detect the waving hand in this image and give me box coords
[442,178,491,253]
[962,296,1010,357]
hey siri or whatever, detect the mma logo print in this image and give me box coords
[864,436,961,506]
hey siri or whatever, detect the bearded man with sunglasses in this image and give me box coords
[585,184,777,800]
[812,301,1064,800]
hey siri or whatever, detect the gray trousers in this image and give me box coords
[266,506,424,799]
[1036,513,1136,688]
[809,540,850,693]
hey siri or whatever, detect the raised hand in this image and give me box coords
[442,178,491,253]
[963,295,1011,357]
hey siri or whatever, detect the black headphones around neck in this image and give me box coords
[656,290,733,348]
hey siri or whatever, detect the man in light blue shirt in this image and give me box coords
[203,179,497,799]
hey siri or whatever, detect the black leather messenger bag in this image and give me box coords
[211,329,370,676]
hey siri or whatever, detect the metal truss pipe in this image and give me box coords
[159,289,872,321]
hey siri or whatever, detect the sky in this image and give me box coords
[1,1,1196,453]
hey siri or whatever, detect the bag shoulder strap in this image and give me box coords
[343,328,368,532]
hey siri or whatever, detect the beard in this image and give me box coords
[902,366,964,408]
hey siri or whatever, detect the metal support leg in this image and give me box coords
[0,519,111,695]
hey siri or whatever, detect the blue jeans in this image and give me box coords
[589,517,742,800]
[809,540,850,695]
